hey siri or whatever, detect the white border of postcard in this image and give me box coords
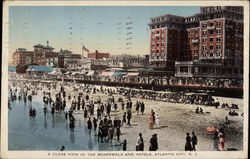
[1,1,249,159]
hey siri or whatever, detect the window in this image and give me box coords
[210,22,214,26]
[209,30,214,35]
[202,38,207,43]
[216,37,221,42]
[216,29,221,34]
[210,45,214,49]
[216,45,221,49]
[210,52,213,57]
[216,22,221,27]
[161,43,165,47]
[151,32,155,35]
[203,24,207,28]
[210,38,213,42]
[203,31,207,36]
[216,50,221,56]
[202,51,207,57]
[152,38,155,42]
[202,45,207,50]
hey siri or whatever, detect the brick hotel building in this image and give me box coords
[12,41,81,68]
[148,6,243,78]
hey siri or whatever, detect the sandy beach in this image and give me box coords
[56,82,244,151]
[8,80,244,151]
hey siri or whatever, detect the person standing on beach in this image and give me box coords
[149,134,158,151]
[136,133,144,151]
[87,117,92,134]
[136,101,140,115]
[122,139,127,151]
[116,127,121,141]
[122,112,127,126]
[213,129,219,150]
[140,102,145,115]
[185,132,192,151]
[127,110,132,126]
[191,132,198,151]
[218,128,225,151]
[93,117,98,133]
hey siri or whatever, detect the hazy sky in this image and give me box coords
[9,6,200,58]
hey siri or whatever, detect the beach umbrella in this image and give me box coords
[206,126,217,134]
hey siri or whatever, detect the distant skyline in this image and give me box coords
[9,6,200,61]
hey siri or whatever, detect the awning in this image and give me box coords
[100,72,114,76]
[27,65,53,72]
[8,66,16,72]
[126,72,139,76]
[87,71,94,76]
[112,72,128,77]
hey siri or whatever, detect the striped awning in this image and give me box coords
[112,72,128,77]
[100,72,114,76]
[27,65,53,72]
[126,72,139,76]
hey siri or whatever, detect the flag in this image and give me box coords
[82,45,89,52]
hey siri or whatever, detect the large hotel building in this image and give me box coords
[148,6,243,78]
[12,41,81,68]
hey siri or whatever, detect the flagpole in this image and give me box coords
[82,45,84,58]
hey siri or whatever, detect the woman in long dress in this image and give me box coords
[148,112,153,129]
[155,113,160,128]
[218,128,225,151]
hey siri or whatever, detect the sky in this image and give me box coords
[9,6,200,60]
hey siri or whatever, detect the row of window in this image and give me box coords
[202,51,221,57]
[202,21,222,28]
[151,30,165,35]
[151,43,165,47]
[202,45,221,50]
[151,37,165,41]
[202,29,222,36]
[201,36,222,43]
[152,16,182,23]
[151,49,165,53]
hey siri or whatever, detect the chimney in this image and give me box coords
[47,41,49,46]
[95,50,98,53]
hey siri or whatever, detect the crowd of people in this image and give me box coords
[9,72,243,89]
[8,75,238,151]
[9,80,165,151]
[116,87,220,107]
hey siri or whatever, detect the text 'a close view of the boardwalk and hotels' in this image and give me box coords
[8,6,244,153]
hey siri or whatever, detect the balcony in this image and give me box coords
[192,39,199,43]
[207,26,215,30]
[199,56,221,60]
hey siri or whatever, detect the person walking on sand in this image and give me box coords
[218,128,225,151]
[136,133,144,151]
[87,117,92,134]
[122,139,127,151]
[127,110,132,126]
[122,112,127,126]
[213,129,219,151]
[149,134,158,151]
[155,111,160,128]
[191,132,198,151]
[140,102,145,115]
[185,132,192,151]
[148,112,153,129]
